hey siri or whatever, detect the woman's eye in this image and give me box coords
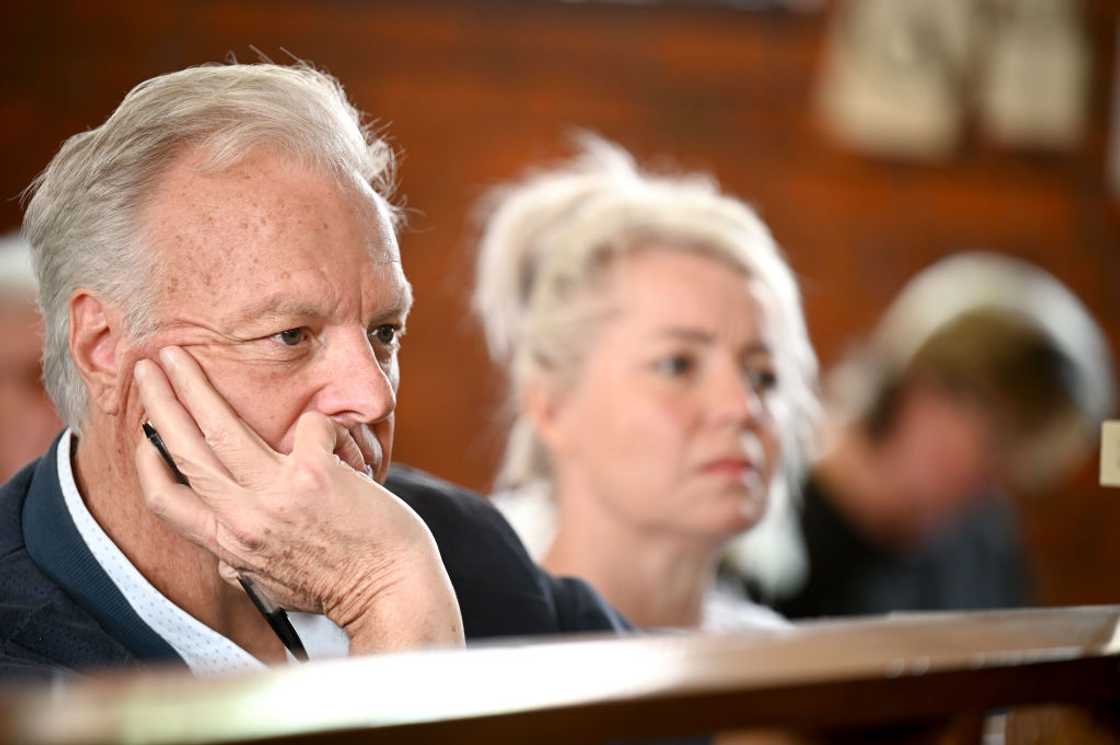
[654,354,694,377]
[274,328,306,347]
[746,368,778,392]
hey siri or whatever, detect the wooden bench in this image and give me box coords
[2,605,1118,745]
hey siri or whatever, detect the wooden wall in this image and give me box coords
[3,0,1118,606]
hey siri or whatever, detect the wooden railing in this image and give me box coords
[2,606,1119,745]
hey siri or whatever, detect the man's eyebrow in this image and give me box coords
[369,282,413,325]
[227,295,327,327]
[654,326,772,355]
[225,282,413,328]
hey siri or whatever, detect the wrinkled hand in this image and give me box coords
[132,345,464,653]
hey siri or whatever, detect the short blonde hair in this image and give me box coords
[23,62,397,432]
[474,135,820,498]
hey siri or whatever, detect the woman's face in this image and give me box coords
[539,248,782,545]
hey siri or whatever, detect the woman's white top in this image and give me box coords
[491,483,789,631]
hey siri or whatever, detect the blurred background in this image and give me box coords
[1,0,1117,608]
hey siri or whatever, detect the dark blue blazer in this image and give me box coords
[0,438,626,682]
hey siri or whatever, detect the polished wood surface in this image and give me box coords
[1007,705,1120,745]
[2,606,1118,745]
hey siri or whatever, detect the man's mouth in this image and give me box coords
[348,426,383,479]
[334,444,378,480]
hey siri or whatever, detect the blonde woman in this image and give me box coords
[474,137,819,630]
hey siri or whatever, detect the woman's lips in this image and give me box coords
[701,457,755,477]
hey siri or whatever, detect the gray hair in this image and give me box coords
[474,137,821,592]
[22,62,397,432]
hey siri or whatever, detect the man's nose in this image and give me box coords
[314,329,396,426]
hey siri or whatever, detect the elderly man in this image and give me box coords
[0,63,623,680]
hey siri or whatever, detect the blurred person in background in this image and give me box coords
[476,137,820,630]
[0,233,61,482]
[752,253,1113,619]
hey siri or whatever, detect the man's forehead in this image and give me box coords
[148,147,408,320]
[222,264,412,326]
[149,145,395,240]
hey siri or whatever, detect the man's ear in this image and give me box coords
[69,291,126,416]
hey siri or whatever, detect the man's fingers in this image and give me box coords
[333,426,367,474]
[134,359,234,489]
[156,346,278,480]
[293,412,367,474]
[135,436,222,555]
[216,560,242,589]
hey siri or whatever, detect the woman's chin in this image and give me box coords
[718,491,769,536]
[692,502,767,544]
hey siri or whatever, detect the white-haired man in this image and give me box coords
[0,63,623,680]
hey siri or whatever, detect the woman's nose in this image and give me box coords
[709,360,765,428]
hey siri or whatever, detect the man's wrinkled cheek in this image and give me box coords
[177,348,289,448]
[247,378,311,452]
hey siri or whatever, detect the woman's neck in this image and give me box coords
[543,480,721,629]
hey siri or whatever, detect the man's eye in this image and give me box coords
[274,328,306,347]
[370,325,400,346]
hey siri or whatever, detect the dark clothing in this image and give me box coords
[770,474,1030,620]
[0,440,626,682]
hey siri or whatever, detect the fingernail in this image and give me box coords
[158,346,176,368]
[134,359,148,382]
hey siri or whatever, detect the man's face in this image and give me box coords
[124,147,410,482]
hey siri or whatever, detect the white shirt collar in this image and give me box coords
[56,430,350,675]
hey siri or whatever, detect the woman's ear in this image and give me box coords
[521,375,571,455]
[69,290,126,416]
